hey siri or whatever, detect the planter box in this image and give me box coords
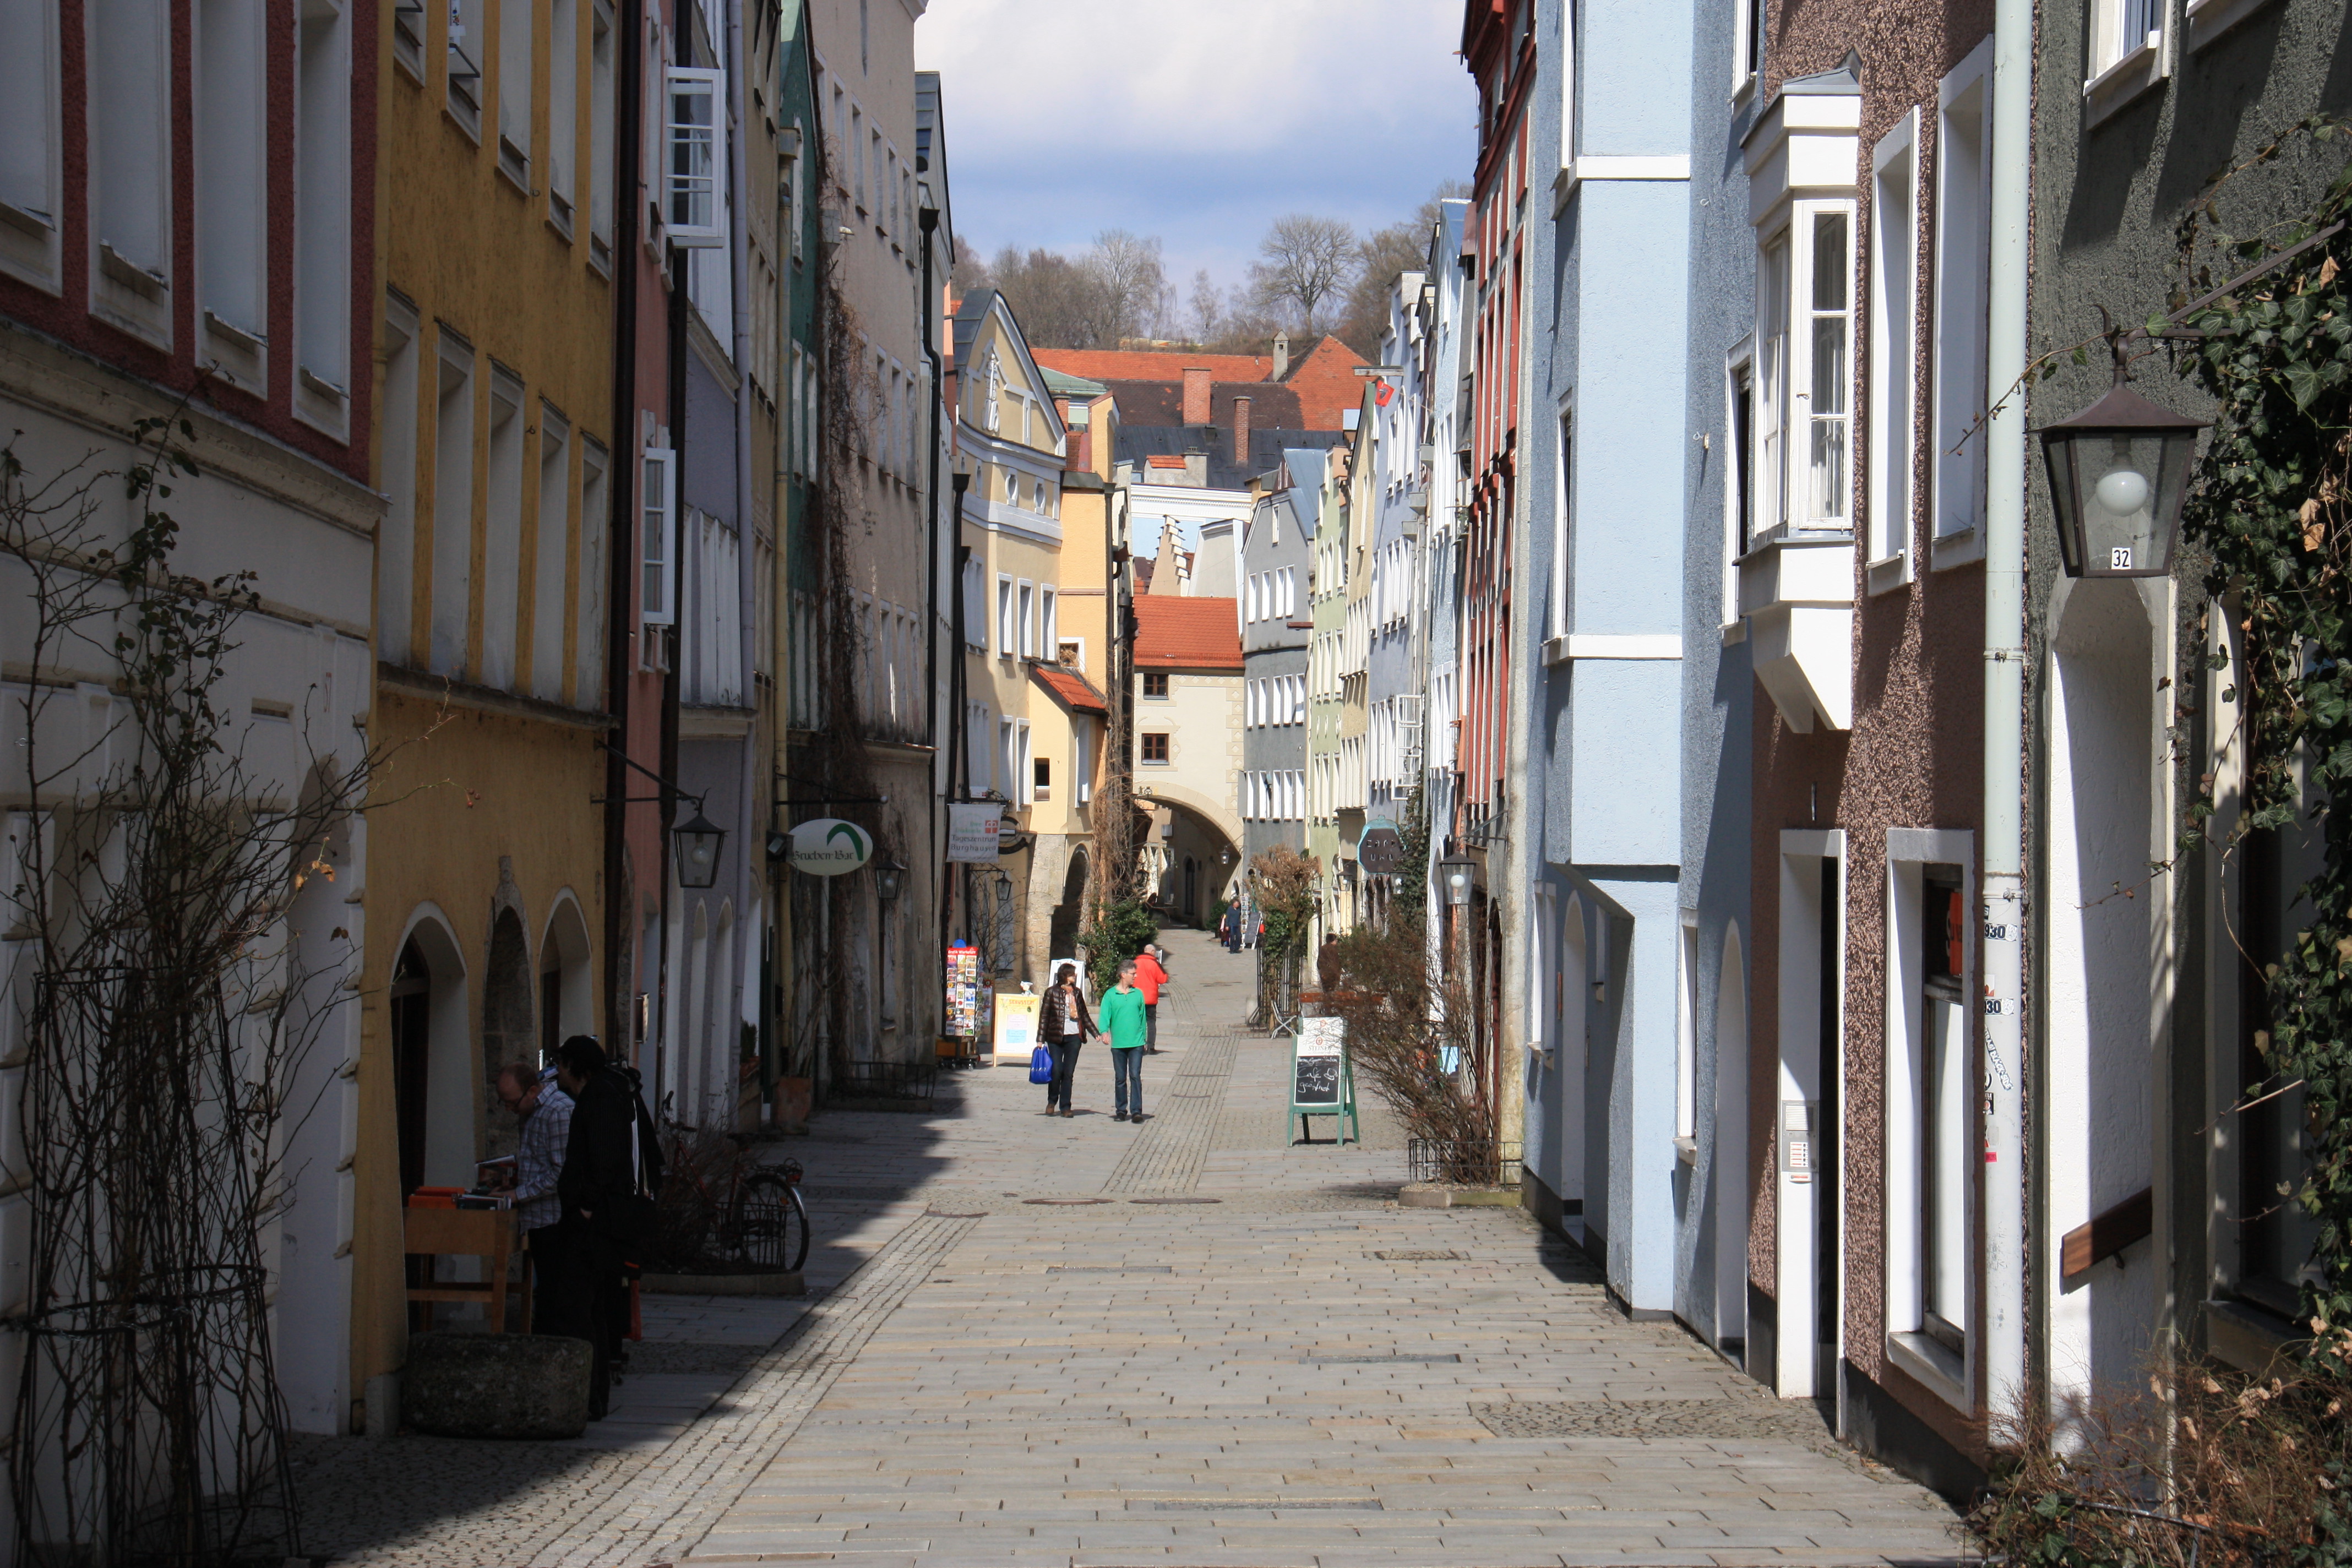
[1398,1183,1521,1210]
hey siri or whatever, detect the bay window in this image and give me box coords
[1752,203,1855,536]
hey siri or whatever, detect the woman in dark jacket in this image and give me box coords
[1038,963,1096,1118]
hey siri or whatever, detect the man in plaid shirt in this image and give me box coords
[497,1061,574,1332]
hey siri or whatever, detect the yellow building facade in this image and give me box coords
[353,0,619,1420]
[952,293,1110,984]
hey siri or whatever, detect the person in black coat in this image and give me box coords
[553,1035,659,1418]
[1037,963,1096,1118]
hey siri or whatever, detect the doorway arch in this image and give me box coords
[481,906,535,1161]
[540,891,593,1063]
[390,907,471,1193]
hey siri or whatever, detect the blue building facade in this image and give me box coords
[1517,0,1697,1319]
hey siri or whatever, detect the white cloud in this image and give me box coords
[915,0,1475,302]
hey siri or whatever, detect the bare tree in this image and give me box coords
[949,235,990,298]
[1248,214,1359,335]
[1087,229,1168,345]
[1337,182,1473,357]
[1186,268,1224,345]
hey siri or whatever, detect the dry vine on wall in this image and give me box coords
[2,418,374,1563]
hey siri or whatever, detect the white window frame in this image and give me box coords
[0,0,63,293]
[1722,338,1755,630]
[1865,110,1919,591]
[995,574,1014,657]
[640,444,677,626]
[1040,586,1058,662]
[2084,0,2169,126]
[1550,404,1574,640]
[663,66,725,247]
[1761,200,1858,533]
[1017,580,1035,660]
[498,0,533,179]
[588,0,615,264]
[1675,914,1700,1147]
[1931,40,1993,565]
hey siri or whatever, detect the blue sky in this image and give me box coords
[913,0,1477,318]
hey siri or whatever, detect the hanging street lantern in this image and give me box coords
[1438,852,1477,907]
[674,808,728,890]
[874,858,906,905]
[2038,378,2207,579]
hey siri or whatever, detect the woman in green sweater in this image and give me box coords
[1098,957,1149,1122]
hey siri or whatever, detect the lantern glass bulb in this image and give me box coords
[2093,466,2151,517]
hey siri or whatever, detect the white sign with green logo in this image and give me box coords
[787,818,873,876]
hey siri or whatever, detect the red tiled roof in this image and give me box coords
[1134,596,1242,671]
[1032,665,1108,716]
[1036,349,1273,382]
[1035,338,1370,432]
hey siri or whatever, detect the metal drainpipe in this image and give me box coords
[603,0,643,1053]
[1980,0,2034,1424]
[726,0,758,1104]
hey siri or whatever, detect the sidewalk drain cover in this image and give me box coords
[1129,1197,1221,1204]
[1302,1353,1461,1364]
[1048,1265,1174,1273]
[1370,1249,1470,1261]
[1022,1197,1112,1205]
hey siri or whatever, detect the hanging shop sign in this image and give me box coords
[1358,819,1405,874]
[787,818,873,876]
[946,803,1004,862]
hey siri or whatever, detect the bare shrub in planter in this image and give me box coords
[1327,924,1498,1183]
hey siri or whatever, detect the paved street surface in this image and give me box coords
[293,929,1961,1567]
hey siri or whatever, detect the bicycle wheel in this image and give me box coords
[736,1169,810,1273]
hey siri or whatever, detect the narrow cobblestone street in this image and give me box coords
[292,930,1963,1567]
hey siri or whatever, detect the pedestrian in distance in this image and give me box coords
[1039,962,1095,1118]
[1217,906,1235,952]
[496,1060,574,1335]
[1100,957,1149,1121]
[1317,934,1343,1009]
[1134,943,1169,1054]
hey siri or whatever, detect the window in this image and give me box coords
[379,296,422,667]
[1866,111,1918,576]
[197,0,268,375]
[1676,918,1700,1145]
[640,442,676,626]
[448,0,484,128]
[1033,756,1051,802]
[296,0,352,426]
[578,436,608,707]
[391,0,424,74]
[588,0,614,263]
[1932,42,1992,547]
[1757,205,1855,532]
[1551,409,1574,639]
[966,702,989,793]
[431,330,477,677]
[89,0,173,339]
[1015,722,1032,806]
[665,67,725,247]
[1917,868,1968,1353]
[996,575,1013,655]
[997,717,1014,797]
[0,0,61,291]
[1141,733,1169,765]
[1040,587,1057,660]
[532,404,571,702]
[482,367,526,690]
[1733,0,1763,85]
[1017,581,1034,658]
[1143,671,1169,699]
[1725,347,1755,625]
[498,0,532,181]
[2088,0,2163,79]
[851,104,865,208]
[548,0,578,228]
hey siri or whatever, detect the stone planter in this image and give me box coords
[402,1331,590,1440]
[1398,1182,1521,1210]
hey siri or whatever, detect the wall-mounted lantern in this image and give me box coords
[2039,350,2208,579]
[1439,852,1477,908]
[874,858,906,905]
[674,809,727,890]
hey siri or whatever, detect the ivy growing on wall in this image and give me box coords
[2170,118,2352,1341]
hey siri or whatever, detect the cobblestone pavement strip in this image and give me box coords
[293,930,1966,1568]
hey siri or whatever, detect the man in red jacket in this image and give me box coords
[1134,944,1169,1054]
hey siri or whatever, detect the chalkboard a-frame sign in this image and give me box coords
[1290,1017,1359,1145]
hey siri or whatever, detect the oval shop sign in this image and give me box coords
[788,818,874,876]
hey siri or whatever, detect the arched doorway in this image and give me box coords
[1048,848,1087,963]
[481,906,534,1161]
[390,911,471,1193]
[1714,923,1749,1355]
[540,894,592,1064]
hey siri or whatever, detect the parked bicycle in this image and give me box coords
[656,1116,811,1274]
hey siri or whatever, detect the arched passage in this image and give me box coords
[481,906,534,1161]
[540,892,593,1063]
[1048,846,1088,965]
[2047,579,2159,1421]
[390,908,471,1193]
